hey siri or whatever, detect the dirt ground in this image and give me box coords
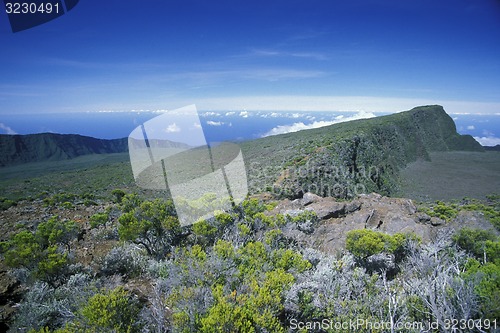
[398,151,500,202]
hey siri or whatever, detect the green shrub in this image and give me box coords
[346,229,414,260]
[420,201,458,221]
[192,219,218,246]
[36,217,79,251]
[89,212,109,228]
[111,189,126,204]
[83,199,97,206]
[346,229,386,258]
[80,287,142,333]
[452,228,498,262]
[464,259,500,319]
[242,198,268,218]
[118,199,180,258]
[1,216,78,285]
[0,197,17,210]
[61,202,73,209]
[43,193,77,207]
[2,230,41,269]
[214,210,234,227]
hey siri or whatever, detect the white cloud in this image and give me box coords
[263,111,376,137]
[467,125,475,130]
[473,136,500,146]
[165,123,181,133]
[201,111,221,117]
[225,111,236,116]
[207,121,223,126]
[239,111,249,118]
[193,122,202,129]
[259,112,282,118]
[0,123,17,134]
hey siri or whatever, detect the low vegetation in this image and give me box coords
[0,106,498,331]
[0,189,498,332]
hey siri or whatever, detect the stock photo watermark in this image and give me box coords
[248,157,380,198]
[289,318,498,332]
[128,105,248,227]
[3,0,80,32]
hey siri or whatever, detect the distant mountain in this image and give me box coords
[240,105,484,199]
[484,145,500,152]
[0,106,485,200]
[0,133,128,167]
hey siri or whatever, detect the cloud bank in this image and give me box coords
[262,111,376,137]
[473,136,500,146]
[0,123,17,134]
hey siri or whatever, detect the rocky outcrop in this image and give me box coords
[269,192,497,255]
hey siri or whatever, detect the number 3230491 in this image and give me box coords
[5,2,60,14]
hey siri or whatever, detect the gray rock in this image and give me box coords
[301,192,322,206]
[430,217,445,226]
[416,213,431,224]
[308,199,347,220]
[282,209,304,218]
[345,200,362,214]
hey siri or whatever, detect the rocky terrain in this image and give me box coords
[0,105,498,331]
[268,192,497,254]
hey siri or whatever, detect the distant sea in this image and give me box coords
[1,110,500,146]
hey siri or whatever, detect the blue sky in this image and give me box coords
[1,0,500,115]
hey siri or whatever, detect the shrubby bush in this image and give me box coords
[345,229,416,262]
[89,212,108,229]
[1,216,79,286]
[452,227,498,262]
[11,273,94,332]
[9,195,500,332]
[419,201,458,221]
[111,189,126,204]
[79,286,142,333]
[42,193,78,207]
[0,196,17,210]
[401,239,480,328]
[454,227,500,319]
[99,243,148,279]
[118,198,181,259]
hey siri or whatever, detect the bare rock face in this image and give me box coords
[269,192,495,255]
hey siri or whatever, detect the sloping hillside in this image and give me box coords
[0,133,128,166]
[0,106,484,199]
[241,105,483,198]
